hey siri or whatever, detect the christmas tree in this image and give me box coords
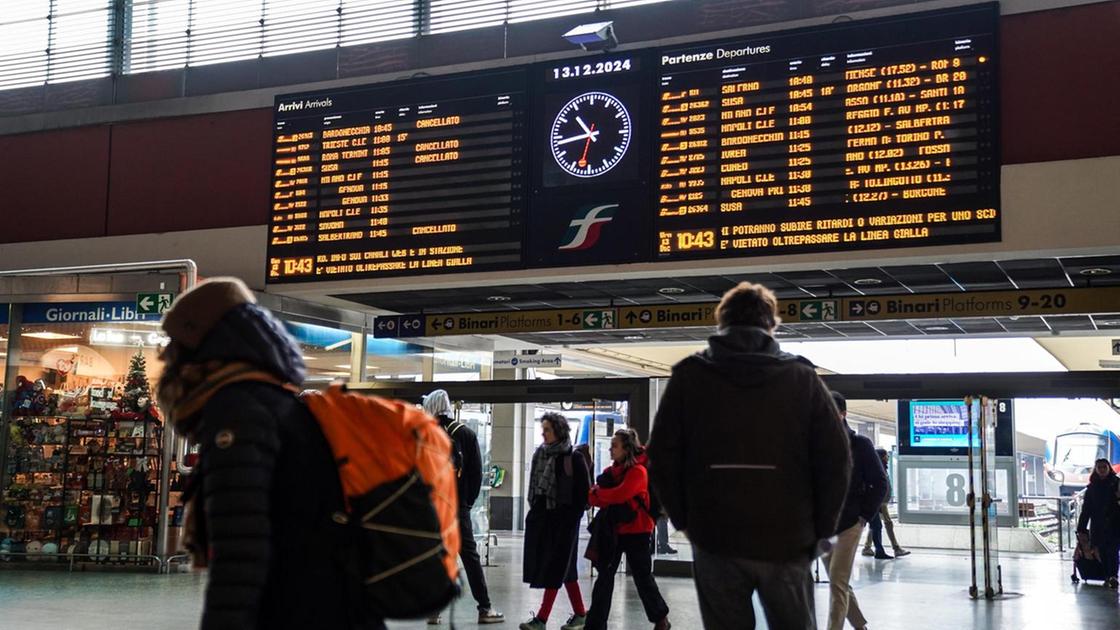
[120,349,152,413]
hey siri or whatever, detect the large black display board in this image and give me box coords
[267,71,527,282]
[266,4,998,283]
[654,7,999,259]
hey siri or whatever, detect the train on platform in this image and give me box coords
[1043,421,1120,496]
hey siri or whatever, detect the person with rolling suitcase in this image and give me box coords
[1073,458,1120,587]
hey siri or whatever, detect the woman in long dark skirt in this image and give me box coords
[521,413,592,630]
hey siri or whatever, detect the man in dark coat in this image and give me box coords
[156,277,381,630]
[647,281,851,630]
[422,389,504,624]
[823,392,889,630]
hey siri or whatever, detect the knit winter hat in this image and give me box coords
[161,277,257,350]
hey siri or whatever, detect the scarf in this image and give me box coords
[529,440,572,510]
[157,358,294,567]
[157,360,290,439]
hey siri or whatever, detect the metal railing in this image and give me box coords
[1018,495,1080,552]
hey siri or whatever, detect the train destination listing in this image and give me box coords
[264,7,998,284]
[655,9,998,259]
[267,82,526,281]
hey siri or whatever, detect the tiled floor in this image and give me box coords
[1,536,1118,629]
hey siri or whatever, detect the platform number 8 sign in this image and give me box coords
[946,473,968,506]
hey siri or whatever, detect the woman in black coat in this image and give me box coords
[1077,458,1120,587]
[157,278,380,630]
[520,413,591,630]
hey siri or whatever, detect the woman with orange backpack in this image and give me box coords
[157,278,384,630]
[584,429,671,630]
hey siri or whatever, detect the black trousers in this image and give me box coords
[585,533,669,629]
[1100,538,1120,579]
[458,508,491,610]
[692,545,815,630]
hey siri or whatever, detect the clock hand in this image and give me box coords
[576,116,592,135]
[577,123,596,168]
[556,130,600,145]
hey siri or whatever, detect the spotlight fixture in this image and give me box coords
[487,295,511,302]
[657,287,686,295]
[853,278,883,286]
[1080,267,1113,276]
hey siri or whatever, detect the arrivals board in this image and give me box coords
[267,71,526,282]
[266,5,998,283]
[654,7,998,259]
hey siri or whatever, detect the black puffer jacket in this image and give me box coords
[190,307,378,630]
[647,326,852,562]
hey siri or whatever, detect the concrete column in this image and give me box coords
[488,365,527,530]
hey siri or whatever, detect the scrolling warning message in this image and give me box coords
[267,71,527,282]
[654,5,999,259]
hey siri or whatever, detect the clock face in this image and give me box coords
[549,91,632,178]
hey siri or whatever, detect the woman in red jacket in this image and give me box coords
[584,429,671,630]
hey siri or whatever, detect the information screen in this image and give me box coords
[908,400,977,448]
[654,6,998,259]
[265,5,999,284]
[267,71,527,282]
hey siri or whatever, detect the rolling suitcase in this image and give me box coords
[1071,555,1108,584]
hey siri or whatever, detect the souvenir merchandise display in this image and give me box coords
[1,349,163,564]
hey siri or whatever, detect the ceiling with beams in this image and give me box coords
[334,255,1120,341]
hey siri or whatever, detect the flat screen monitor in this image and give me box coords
[897,398,1014,457]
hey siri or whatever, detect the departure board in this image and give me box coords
[654,6,998,259]
[267,71,527,282]
[265,6,1000,284]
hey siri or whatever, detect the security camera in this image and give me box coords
[563,21,618,52]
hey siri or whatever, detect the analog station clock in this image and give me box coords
[549,91,632,178]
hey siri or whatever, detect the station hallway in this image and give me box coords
[1,535,1117,629]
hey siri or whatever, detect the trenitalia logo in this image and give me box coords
[558,204,618,251]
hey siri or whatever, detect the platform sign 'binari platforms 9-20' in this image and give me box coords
[654,4,999,259]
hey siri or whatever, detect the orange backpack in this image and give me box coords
[302,385,461,619]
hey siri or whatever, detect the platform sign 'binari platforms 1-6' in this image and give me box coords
[654,4,999,260]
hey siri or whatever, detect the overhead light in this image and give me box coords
[324,338,352,351]
[54,346,80,353]
[658,287,686,295]
[334,364,353,369]
[1081,267,1113,276]
[1100,360,1120,369]
[623,335,646,341]
[1096,320,1120,327]
[853,278,882,286]
[924,326,952,331]
[563,21,618,51]
[487,295,511,302]
[23,331,82,340]
[322,371,351,377]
